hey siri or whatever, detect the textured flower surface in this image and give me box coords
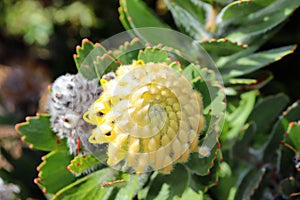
[84,60,204,174]
[48,73,102,154]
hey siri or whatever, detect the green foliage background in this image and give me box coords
[0,0,300,199]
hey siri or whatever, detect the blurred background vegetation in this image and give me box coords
[0,0,299,199]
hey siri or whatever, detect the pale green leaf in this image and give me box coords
[52,168,117,200]
[220,45,296,79]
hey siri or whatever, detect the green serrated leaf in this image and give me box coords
[182,63,202,83]
[164,0,211,40]
[118,3,131,30]
[137,48,170,64]
[220,45,296,79]
[36,151,76,194]
[286,122,300,151]
[185,144,218,176]
[16,113,66,151]
[216,44,261,69]
[200,39,248,58]
[262,100,300,162]
[67,154,100,176]
[74,39,108,80]
[222,0,300,44]
[182,63,226,142]
[119,0,168,30]
[247,93,289,135]
[183,64,225,111]
[182,64,226,144]
[74,39,95,69]
[52,168,117,200]
[113,38,144,65]
[234,168,266,200]
[282,100,300,125]
[189,156,221,192]
[146,164,190,200]
[94,53,119,80]
[278,122,300,179]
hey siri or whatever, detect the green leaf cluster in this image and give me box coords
[119,0,299,96]
[14,0,300,199]
[16,38,225,199]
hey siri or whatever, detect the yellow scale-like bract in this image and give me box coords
[84,60,204,174]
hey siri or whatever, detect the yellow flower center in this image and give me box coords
[84,60,204,174]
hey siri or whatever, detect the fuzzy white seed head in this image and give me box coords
[48,73,102,154]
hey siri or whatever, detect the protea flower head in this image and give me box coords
[84,59,205,174]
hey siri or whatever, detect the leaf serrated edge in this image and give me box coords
[118,0,132,30]
[34,151,65,195]
[113,38,142,56]
[248,168,266,200]
[200,38,249,48]
[76,38,95,53]
[67,154,100,176]
[15,113,64,150]
[15,113,49,130]
[281,99,300,117]
[137,47,171,64]
[207,154,222,192]
[34,153,51,194]
[206,141,222,177]
[93,52,119,78]
[73,38,95,63]
[95,52,116,63]
[121,38,141,50]
[280,120,300,148]
[262,99,300,162]
[273,45,297,62]
[234,167,266,200]
[194,146,222,193]
[198,144,220,176]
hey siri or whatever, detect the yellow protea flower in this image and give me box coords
[84,60,204,174]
